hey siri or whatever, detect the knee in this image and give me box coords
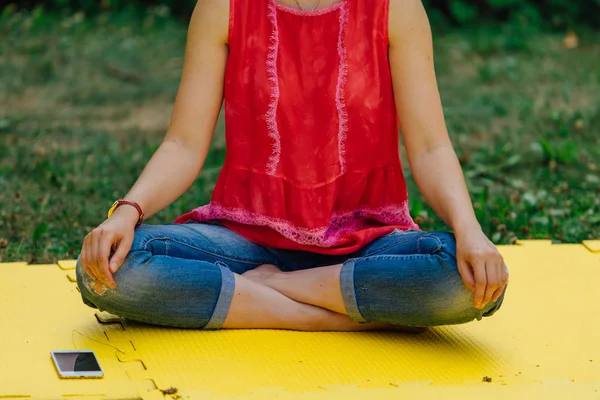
[75,251,149,311]
[407,254,507,326]
[76,255,114,310]
[76,257,99,309]
[425,234,508,323]
[438,247,509,323]
[480,279,508,318]
[431,273,508,326]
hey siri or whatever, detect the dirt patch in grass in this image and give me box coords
[92,102,174,135]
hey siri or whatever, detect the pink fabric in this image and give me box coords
[175,0,419,254]
[335,2,349,174]
[180,201,414,247]
[265,1,281,175]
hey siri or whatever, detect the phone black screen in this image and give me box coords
[55,352,101,372]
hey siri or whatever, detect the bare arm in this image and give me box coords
[388,0,508,309]
[117,0,229,222]
[388,0,475,233]
[81,0,229,287]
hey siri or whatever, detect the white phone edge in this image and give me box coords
[50,350,104,379]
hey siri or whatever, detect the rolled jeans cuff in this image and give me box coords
[340,259,368,323]
[203,262,235,330]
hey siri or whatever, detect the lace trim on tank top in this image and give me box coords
[188,201,418,247]
[265,0,350,176]
[336,2,349,174]
[265,1,282,175]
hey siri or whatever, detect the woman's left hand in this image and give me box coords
[455,228,508,309]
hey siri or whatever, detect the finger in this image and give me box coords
[109,234,133,274]
[81,260,96,283]
[89,231,102,282]
[82,234,101,282]
[491,282,506,302]
[98,233,117,288]
[457,257,475,292]
[473,261,487,309]
[80,248,94,281]
[482,261,499,308]
[492,264,509,302]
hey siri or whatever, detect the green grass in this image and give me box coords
[1,9,599,263]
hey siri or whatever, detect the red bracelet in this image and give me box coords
[107,200,144,228]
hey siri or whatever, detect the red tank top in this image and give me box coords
[176,0,419,254]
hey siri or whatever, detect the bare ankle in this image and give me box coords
[242,264,284,286]
[265,269,286,287]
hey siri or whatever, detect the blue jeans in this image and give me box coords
[76,222,507,329]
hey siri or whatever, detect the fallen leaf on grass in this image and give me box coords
[530,215,550,226]
[547,208,570,217]
[563,30,579,49]
[491,232,501,243]
[586,174,600,184]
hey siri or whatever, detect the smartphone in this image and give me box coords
[51,350,104,378]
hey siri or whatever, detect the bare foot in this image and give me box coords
[242,264,282,284]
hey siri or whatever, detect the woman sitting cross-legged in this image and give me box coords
[76,0,509,331]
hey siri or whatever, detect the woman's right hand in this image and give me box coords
[80,206,139,288]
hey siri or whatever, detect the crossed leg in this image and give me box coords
[241,230,507,330]
[223,272,418,331]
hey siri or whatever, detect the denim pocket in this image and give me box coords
[361,229,425,257]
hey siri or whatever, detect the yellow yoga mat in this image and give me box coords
[1,240,599,399]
